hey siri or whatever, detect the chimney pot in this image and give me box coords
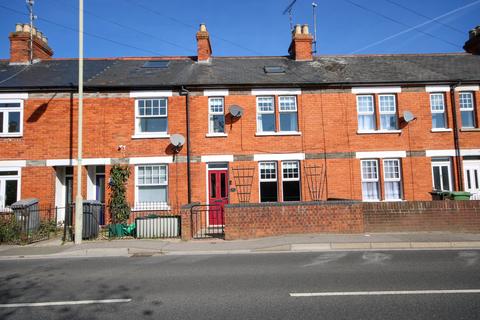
[32,27,37,36]
[294,24,302,35]
[42,36,48,44]
[37,31,43,39]
[199,23,207,32]
[15,23,23,32]
[22,24,30,33]
[302,24,309,35]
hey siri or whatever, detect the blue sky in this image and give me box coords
[0,0,478,59]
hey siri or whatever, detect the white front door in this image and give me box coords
[464,161,480,200]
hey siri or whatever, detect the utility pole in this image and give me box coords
[74,0,84,245]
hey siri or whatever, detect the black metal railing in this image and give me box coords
[0,204,58,244]
[190,204,225,239]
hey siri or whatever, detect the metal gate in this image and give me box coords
[190,204,224,239]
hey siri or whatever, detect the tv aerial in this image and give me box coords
[282,0,297,31]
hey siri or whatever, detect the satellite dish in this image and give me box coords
[229,105,244,117]
[170,134,185,147]
[403,111,415,123]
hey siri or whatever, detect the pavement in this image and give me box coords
[1,231,480,260]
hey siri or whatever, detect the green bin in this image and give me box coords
[450,191,471,200]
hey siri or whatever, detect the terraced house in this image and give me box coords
[1,22,480,225]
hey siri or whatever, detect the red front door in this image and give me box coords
[208,170,228,225]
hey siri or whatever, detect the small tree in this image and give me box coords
[108,164,131,224]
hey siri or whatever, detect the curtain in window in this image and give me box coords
[362,182,379,200]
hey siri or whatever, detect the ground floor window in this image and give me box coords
[361,160,379,201]
[383,159,402,200]
[0,169,20,209]
[282,160,300,201]
[135,164,168,205]
[431,158,452,191]
[259,161,277,202]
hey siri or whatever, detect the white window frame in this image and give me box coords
[361,159,379,201]
[208,97,225,134]
[382,159,403,201]
[134,164,169,209]
[357,95,375,131]
[259,161,278,203]
[431,158,453,191]
[278,96,298,132]
[459,92,476,128]
[134,98,168,136]
[378,94,397,130]
[0,99,23,137]
[430,93,447,129]
[281,160,300,181]
[0,168,21,210]
[256,96,275,133]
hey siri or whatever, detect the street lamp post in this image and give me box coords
[74,0,84,244]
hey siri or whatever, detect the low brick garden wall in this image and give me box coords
[224,201,364,240]
[363,201,480,233]
[223,200,480,240]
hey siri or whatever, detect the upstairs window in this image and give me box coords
[278,96,298,132]
[257,97,275,132]
[357,95,375,131]
[259,161,278,202]
[135,98,168,135]
[459,92,476,128]
[430,93,447,129]
[379,95,397,130]
[356,94,398,132]
[208,97,225,134]
[136,165,168,205]
[0,101,23,137]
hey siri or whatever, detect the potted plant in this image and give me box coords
[108,164,131,237]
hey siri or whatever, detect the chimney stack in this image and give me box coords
[288,24,313,61]
[464,25,480,55]
[9,23,53,64]
[196,23,212,63]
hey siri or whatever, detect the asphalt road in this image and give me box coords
[1,250,479,320]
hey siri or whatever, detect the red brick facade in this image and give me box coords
[1,23,480,228]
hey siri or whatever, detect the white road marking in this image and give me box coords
[0,299,132,308]
[290,289,480,297]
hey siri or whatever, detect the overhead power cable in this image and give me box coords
[343,0,460,49]
[50,0,194,53]
[0,3,164,56]
[384,0,465,35]
[350,0,480,54]
[124,0,265,55]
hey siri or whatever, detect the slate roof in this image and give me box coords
[1,53,479,90]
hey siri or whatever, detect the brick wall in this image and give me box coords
[223,200,480,240]
[363,200,480,232]
[224,201,364,240]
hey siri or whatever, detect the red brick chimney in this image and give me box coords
[288,24,313,61]
[196,23,212,63]
[464,25,480,55]
[9,23,53,64]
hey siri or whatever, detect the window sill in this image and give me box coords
[357,130,401,134]
[131,204,171,212]
[460,128,480,132]
[431,128,452,132]
[255,131,302,137]
[205,133,228,138]
[362,199,404,202]
[131,133,170,139]
[0,134,23,138]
